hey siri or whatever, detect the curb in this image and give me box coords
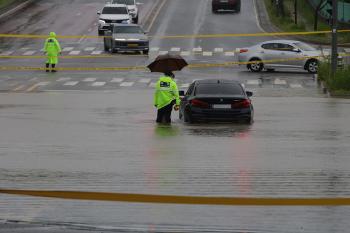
[0,0,34,22]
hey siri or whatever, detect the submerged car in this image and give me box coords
[111,0,139,23]
[212,0,241,13]
[238,40,323,73]
[103,23,149,54]
[179,79,254,124]
[97,4,131,35]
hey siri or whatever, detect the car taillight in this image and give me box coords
[239,49,248,53]
[231,99,251,108]
[190,99,209,108]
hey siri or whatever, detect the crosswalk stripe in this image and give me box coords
[224,52,235,56]
[193,47,202,52]
[0,51,14,55]
[83,78,96,82]
[120,82,134,87]
[246,80,260,85]
[84,47,95,51]
[111,78,124,83]
[56,77,71,82]
[214,48,224,52]
[150,47,159,52]
[170,47,181,52]
[180,51,190,56]
[12,85,26,91]
[91,51,103,55]
[91,82,106,87]
[69,51,81,55]
[159,51,168,55]
[62,47,74,52]
[203,51,213,56]
[64,81,79,86]
[274,79,287,85]
[23,51,36,56]
[289,83,303,88]
[139,78,151,83]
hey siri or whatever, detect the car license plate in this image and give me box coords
[127,44,138,47]
[213,104,231,109]
[220,0,228,2]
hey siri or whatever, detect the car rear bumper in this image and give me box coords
[190,108,252,121]
[212,0,240,9]
[112,41,149,51]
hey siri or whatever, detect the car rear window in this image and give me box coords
[195,83,244,95]
[102,7,128,14]
[112,0,135,5]
[114,26,143,33]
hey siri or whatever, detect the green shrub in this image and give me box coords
[318,62,350,95]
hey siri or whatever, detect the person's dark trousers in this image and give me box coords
[156,101,175,124]
[45,63,50,72]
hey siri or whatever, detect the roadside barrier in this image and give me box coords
[0,30,349,39]
[0,54,349,72]
[1,189,350,206]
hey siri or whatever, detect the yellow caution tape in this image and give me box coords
[1,189,350,206]
[0,30,349,39]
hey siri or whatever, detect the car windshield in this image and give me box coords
[195,83,244,95]
[293,42,316,51]
[112,0,135,5]
[114,26,143,33]
[102,7,128,14]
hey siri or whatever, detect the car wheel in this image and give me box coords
[248,58,264,72]
[104,42,109,52]
[133,16,139,24]
[143,50,149,55]
[184,109,194,123]
[306,59,318,74]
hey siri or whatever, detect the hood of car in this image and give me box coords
[99,14,130,21]
[112,33,148,41]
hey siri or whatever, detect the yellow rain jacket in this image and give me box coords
[44,32,61,64]
[154,76,180,109]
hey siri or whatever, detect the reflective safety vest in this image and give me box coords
[154,76,180,109]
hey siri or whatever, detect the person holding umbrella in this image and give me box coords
[148,54,188,124]
[154,71,180,124]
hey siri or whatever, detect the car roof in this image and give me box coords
[103,4,127,8]
[259,40,302,44]
[112,23,139,27]
[194,79,241,85]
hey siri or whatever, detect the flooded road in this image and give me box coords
[1,90,350,232]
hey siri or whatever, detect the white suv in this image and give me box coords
[97,4,132,36]
[111,0,139,23]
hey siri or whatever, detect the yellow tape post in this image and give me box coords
[0,30,349,39]
[1,189,350,206]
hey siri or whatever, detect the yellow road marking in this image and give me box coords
[1,189,350,206]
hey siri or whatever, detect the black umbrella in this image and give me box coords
[147,54,188,73]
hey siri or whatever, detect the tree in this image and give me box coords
[314,0,328,30]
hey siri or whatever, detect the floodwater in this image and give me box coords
[1,90,350,232]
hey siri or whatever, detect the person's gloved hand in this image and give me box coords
[174,105,180,111]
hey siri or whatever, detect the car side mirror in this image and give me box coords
[179,90,185,97]
[293,48,301,53]
[97,11,101,15]
[246,91,253,97]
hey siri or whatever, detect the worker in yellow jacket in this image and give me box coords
[154,71,180,124]
[43,32,61,72]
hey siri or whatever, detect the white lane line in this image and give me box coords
[159,51,168,55]
[150,47,159,52]
[203,51,213,56]
[139,78,151,83]
[29,77,38,82]
[37,81,50,86]
[83,78,96,82]
[214,48,224,53]
[64,81,79,86]
[193,47,202,52]
[149,82,157,87]
[224,52,235,56]
[62,47,74,52]
[0,51,14,55]
[274,79,287,85]
[111,78,124,83]
[91,82,106,87]
[246,79,260,85]
[69,51,81,55]
[23,51,36,56]
[120,82,134,87]
[170,47,181,52]
[91,51,103,55]
[180,51,190,56]
[289,83,303,88]
[84,47,95,51]
[56,77,71,82]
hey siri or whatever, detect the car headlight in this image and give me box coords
[98,20,106,25]
[115,38,126,41]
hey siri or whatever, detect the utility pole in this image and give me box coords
[294,0,298,25]
[330,0,338,77]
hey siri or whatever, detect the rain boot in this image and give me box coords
[51,64,56,72]
[45,63,50,72]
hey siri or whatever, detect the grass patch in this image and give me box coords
[0,0,18,9]
[318,62,350,96]
[264,0,350,44]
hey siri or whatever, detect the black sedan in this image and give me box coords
[179,79,254,124]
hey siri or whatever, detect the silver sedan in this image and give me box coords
[238,40,324,73]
